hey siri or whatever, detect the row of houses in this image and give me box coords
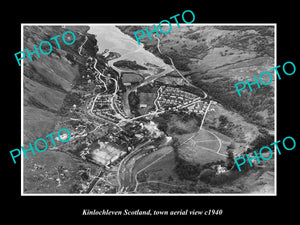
[157,86,200,110]
[92,95,121,124]
[186,101,209,115]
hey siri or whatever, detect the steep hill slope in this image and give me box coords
[23,25,101,193]
[23,25,95,142]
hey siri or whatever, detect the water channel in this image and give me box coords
[88,25,172,76]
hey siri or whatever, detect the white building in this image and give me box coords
[216,165,227,175]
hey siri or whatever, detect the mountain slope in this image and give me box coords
[23,26,92,142]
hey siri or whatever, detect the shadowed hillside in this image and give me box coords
[23,25,96,142]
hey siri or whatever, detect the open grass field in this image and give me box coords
[204,128,247,157]
[135,150,192,193]
[178,129,226,165]
[133,146,173,175]
[122,73,144,83]
[197,140,220,150]
[140,150,176,181]
[180,142,225,164]
[138,92,157,115]
[192,130,220,148]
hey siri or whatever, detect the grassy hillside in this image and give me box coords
[23,25,101,194]
[23,26,94,142]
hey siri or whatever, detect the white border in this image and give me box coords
[21,23,277,196]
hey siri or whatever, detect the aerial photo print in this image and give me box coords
[22,24,275,194]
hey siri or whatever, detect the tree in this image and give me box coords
[171,137,180,149]
[249,133,274,151]
[70,183,81,193]
[231,152,252,172]
[226,148,235,169]
[199,169,215,183]
[175,157,201,181]
[128,92,140,115]
[168,176,174,182]
[81,172,89,181]
[219,115,229,126]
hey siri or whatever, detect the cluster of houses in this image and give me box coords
[157,86,198,109]
[157,86,208,115]
[114,95,127,118]
[92,95,121,124]
[81,57,98,83]
[186,101,209,115]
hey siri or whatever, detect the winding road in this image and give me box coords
[78,35,88,56]
[93,58,108,92]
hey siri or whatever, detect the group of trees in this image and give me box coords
[113,60,147,70]
[191,77,274,129]
[83,33,98,57]
[154,110,202,136]
[172,139,243,186]
[216,115,234,138]
[65,53,76,65]
[174,157,201,181]
[226,143,235,169]
[128,92,140,116]
[199,169,241,185]
[59,92,82,115]
[247,128,274,153]
[153,113,169,133]
[179,84,207,98]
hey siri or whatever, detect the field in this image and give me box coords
[138,92,156,115]
[177,129,226,165]
[135,150,192,193]
[134,129,226,193]
[201,101,262,157]
[133,146,173,174]
[121,72,144,83]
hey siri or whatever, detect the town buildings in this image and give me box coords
[157,86,208,115]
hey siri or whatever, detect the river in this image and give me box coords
[88,25,173,76]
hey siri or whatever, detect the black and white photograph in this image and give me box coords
[3,4,298,223]
[21,24,276,195]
